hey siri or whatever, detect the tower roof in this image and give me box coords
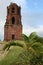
[7,3,21,10]
[10,2,18,7]
[7,3,20,8]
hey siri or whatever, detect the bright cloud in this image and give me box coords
[9,0,26,8]
[23,25,43,36]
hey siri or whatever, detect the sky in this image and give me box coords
[0,0,43,40]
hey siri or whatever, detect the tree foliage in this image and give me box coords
[3,32,43,65]
[17,32,43,65]
[3,41,23,51]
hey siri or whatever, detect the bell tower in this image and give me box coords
[4,3,22,41]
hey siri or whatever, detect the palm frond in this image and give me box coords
[22,34,29,43]
[32,42,43,53]
[3,41,24,51]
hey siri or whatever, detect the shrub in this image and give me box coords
[3,41,24,51]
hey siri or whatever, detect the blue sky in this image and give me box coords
[0,0,43,40]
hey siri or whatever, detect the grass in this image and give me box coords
[0,47,24,65]
[0,40,43,65]
[0,41,25,65]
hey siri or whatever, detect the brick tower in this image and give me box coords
[4,3,22,41]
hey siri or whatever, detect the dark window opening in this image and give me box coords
[12,35,15,40]
[12,17,15,24]
[17,7,20,15]
[8,9,9,14]
[12,7,15,13]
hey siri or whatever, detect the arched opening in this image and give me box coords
[12,7,15,13]
[12,34,15,40]
[8,9,9,14]
[12,17,15,24]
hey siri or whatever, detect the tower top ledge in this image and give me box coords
[7,3,21,9]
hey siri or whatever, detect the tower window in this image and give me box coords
[8,9,9,14]
[12,34,15,40]
[12,7,15,13]
[17,7,20,15]
[12,17,15,24]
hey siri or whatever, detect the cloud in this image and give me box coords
[8,0,26,8]
[13,0,26,5]
[22,11,43,36]
[0,21,4,40]
[23,25,43,36]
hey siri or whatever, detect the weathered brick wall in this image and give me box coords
[4,3,22,41]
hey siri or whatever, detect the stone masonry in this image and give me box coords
[4,3,22,41]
